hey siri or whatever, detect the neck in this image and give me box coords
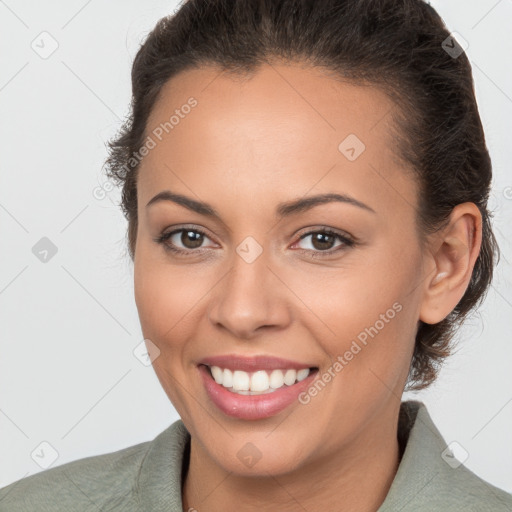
[182,406,402,512]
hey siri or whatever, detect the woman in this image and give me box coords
[1,0,511,510]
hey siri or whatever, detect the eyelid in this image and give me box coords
[289,226,355,254]
[294,225,354,242]
[154,224,219,252]
[171,227,218,247]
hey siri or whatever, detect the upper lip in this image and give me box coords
[198,354,316,372]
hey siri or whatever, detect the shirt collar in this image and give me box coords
[137,400,450,510]
[137,418,190,510]
[377,400,447,510]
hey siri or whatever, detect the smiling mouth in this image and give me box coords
[202,364,319,395]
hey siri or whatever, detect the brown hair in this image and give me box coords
[104,0,499,390]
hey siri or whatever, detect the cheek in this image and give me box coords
[291,275,411,374]
[134,250,211,421]
[285,268,415,431]
[281,244,419,385]
[133,250,210,352]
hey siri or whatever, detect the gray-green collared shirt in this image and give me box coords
[1,400,511,511]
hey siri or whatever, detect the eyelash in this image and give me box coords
[153,225,356,259]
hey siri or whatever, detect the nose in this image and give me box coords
[207,251,292,340]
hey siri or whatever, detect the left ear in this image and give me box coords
[419,202,482,325]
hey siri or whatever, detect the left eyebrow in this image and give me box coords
[145,190,376,218]
[276,192,376,216]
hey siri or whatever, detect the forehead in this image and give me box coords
[138,63,414,215]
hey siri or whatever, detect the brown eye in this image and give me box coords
[155,226,217,255]
[297,230,352,252]
[179,230,204,249]
[309,232,336,251]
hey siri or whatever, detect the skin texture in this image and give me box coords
[133,62,482,511]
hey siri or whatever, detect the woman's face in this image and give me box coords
[134,63,429,476]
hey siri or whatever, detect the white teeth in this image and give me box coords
[211,366,223,384]
[283,369,297,386]
[250,370,270,392]
[297,368,310,382]
[231,388,277,395]
[208,366,311,394]
[223,368,233,388]
[232,370,250,391]
[269,369,285,389]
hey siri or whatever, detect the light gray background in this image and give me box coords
[1,0,511,492]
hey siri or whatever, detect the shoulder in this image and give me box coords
[0,440,150,512]
[0,420,188,512]
[379,400,512,512]
[444,460,512,510]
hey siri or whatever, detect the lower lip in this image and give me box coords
[198,364,318,420]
